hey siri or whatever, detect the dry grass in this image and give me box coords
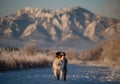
[0,33,120,72]
[0,48,54,72]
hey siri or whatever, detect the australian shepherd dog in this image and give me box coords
[52,52,67,81]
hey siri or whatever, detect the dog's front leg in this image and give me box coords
[59,70,63,80]
[53,69,57,79]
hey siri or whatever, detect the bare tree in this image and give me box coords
[115,0,120,19]
[111,0,120,19]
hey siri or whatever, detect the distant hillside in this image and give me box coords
[0,7,120,49]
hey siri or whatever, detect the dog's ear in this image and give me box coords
[61,52,66,56]
[56,52,61,56]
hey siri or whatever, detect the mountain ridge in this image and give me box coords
[0,7,120,49]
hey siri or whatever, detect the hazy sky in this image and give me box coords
[0,0,117,18]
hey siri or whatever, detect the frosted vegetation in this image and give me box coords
[0,33,120,72]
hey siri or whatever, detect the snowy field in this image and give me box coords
[0,64,120,84]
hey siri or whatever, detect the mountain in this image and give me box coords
[0,7,120,49]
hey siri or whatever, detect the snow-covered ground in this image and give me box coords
[0,64,120,84]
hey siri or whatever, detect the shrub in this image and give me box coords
[22,42,39,56]
[100,33,120,66]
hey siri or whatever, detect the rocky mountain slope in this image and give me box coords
[0,7,120,49]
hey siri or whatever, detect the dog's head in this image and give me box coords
[56,52,66,60]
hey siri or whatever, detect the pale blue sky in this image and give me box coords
[0,0,117,18]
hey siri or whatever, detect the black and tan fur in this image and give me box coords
[52,52,67,81]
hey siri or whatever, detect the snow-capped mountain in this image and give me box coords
[0,7,120,49]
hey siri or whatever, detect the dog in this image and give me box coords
[52,52,67,81]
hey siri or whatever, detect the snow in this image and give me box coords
[83,21,97,41]
[0,64,120,84]
[21,21,38,38]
